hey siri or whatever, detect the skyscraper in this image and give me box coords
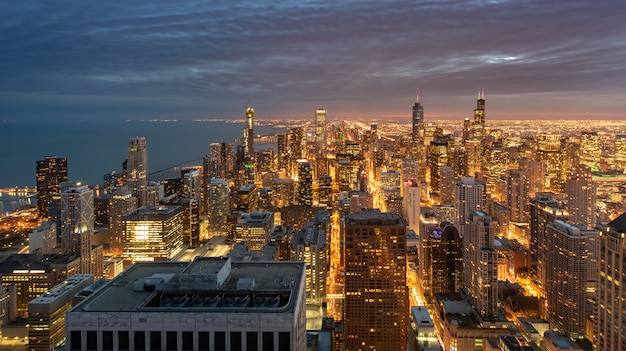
[343,209,408,351]
[596,212,626,351]
[110,186,138,256]
[545,220,589,336]
[207,178,230,235]
[122,205,184,262]
[126,136,148,206]
[565,164,596,228]
[464,210,498,320]
[412,89,424,142]
[315,107,327,158]
[36,156,68,218]
[505,169,530,223]
[579,131,601,168]
[296,160,313,206]
[244,106,255,157]
[60,181,94,274]
[472,88,486,139]
[454,176,483,236]
[430,222,463,295]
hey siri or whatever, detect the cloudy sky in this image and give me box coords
[1,0,626,121]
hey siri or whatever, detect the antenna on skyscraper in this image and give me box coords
[416,88,420,103]
[245,97,251,108]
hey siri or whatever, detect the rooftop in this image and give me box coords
[69,257,304,314]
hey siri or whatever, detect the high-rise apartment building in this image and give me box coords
[565,164,596,229]
[529,194,568,292]
[412,89,424,142]
[315,107,327,158]
[236,212,274,251]
[126,136,148,206]
[464,210,498,320]
[454,176,483,236]
[292,222,327,305]
[430,223,463,295]
[343,209,408,351]
[506,169,530,223]
[536,134,563,191]
[403,179,420,235]
[207,178,230,235]
[60,181,94,274]
[36,156,68,218]
[596,212,626,351]
[615,134,626,172]
[545,220,589,337]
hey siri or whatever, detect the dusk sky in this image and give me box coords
[2,0,626,121]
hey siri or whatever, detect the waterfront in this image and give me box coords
[0,119,282,189]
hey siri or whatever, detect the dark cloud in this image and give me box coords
[1,0,625,120]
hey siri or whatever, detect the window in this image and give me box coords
[70,331,81,351]
[135,331,145,350]
[215,331,226,351]
[182,331,193,351]
[102,331,113,350]
[166,331,177,351]
[86,331,97,351]
[118,331,130,351]
[231,332,242,351]
[150,331,161,351]
[247,332,258,351]
[262,332,274,351]
[198,332,210,351]
[278,332,290,351]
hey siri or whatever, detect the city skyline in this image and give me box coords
[2,1,626,121]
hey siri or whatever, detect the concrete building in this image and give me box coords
[236,212,274,252]
[65,257,306,351]
[28,274,94,351]
[454,176,483,236]
[29,221,57,255]
[126,136,148,206]
[292,223,327,305]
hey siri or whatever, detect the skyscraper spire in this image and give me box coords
[416,88,420,103]
[481,87,485,100]
[477,87,481,100]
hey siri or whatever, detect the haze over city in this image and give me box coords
[2,0,626,121]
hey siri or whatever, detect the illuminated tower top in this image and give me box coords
[412,88,424,142]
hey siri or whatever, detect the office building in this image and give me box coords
[292,223,327,305]
[412,89,424,142]
[472,88,486,140]
[235,183,258,212]
[596,212,626,351]
[0,254,81,318]
[315,107,327,157]
[296,160,313,206]
[122,206,184,262]
[464,211,498,320]
[236,212,274,252]
[536,134,563,191]
[28,274,94,351]
[289,127,306,160]
[36,155,68,218]
[615,134,626,172]
[126,136,148,206]
[545,220,589,336]
[403,179,420,234]
[430,223,463,295]
[110,186,138,256]
[29,221,57,255]
[440,166,455,205]
[60,181,95,274]
[65,258,306,351]
[343,210,408,351]
[579,131,601,168]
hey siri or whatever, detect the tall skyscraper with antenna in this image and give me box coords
[472,88,486,139]
[126,136,148,206]
[243,105,255,157]
[412,89,424,142]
